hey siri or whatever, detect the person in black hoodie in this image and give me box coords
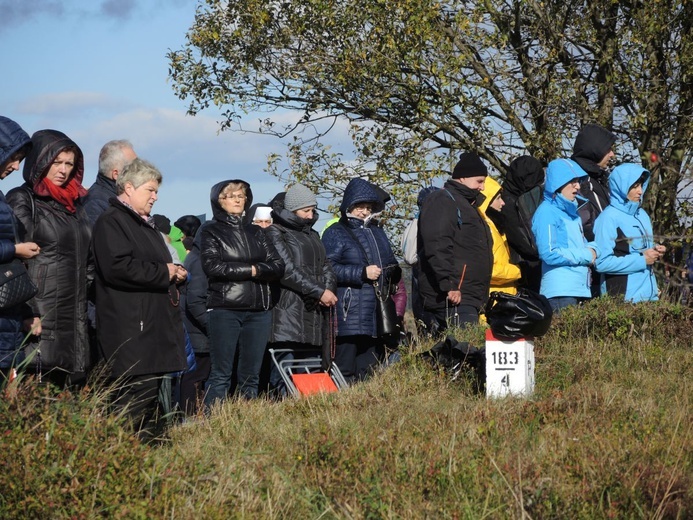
[7,129,92,387]
[570,123,617,242]
[201,180,284,405]
[501,156,544,293]
[417,152,493,333]
[571,123,617,296]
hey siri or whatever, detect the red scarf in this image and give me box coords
[40,177,87,214]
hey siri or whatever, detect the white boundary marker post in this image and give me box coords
[485,329,535,398]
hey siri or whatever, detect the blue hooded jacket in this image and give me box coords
[594,163,658,302]
[531,158,600,299]
[0,116,32,368]
[322,178,398,337]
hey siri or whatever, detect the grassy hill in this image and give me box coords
[1,297,692,519]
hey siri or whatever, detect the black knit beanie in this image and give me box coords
[452,152,488,178]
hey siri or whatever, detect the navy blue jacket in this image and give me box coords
[0,116,32,367]
[82,174,117,227]
[322,179,398,337]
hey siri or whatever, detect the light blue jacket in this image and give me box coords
[594,163,658,302]
[532,159,600,299]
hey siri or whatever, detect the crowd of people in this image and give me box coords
[0,114,689,439]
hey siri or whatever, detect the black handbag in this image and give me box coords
[338,221,401,337]
[485,288,553,339]
[375,283,399,337]
[0,258,38,309]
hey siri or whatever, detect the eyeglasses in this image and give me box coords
[567,178,583,186]
[220,194,246,201]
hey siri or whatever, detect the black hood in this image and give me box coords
[209,179,253,221]
[23,129,84,190]
[503,156,544,196]
[571,123,616,175]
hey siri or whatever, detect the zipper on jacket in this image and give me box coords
[140,320,144,331]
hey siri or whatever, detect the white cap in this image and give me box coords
[253,206,272,220]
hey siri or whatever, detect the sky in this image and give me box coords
[1,0,315,222]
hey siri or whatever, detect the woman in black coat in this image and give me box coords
[265,184,337,394]
[91,158,187,439]
[0,116,41,379]
[7,129,91,387]
[201,180,284,405]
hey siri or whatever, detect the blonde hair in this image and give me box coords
[219,182,247,199]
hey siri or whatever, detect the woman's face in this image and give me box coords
[294,206,316,219]
[627,183,643,203]
[45,150,75,187]
[219,188,246,216]
[126,180,159,217]
[559,178,582,201]
[350,202,374,220]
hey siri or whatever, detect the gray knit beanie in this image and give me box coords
[284,183,317,212]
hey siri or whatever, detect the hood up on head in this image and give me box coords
[479,176,502,214]
[339,178,385,217]
[503,156,544,196]
[571,123,617,164]
[544,159,588,200]
[0,116,32,167]
[209,179,253,221]
[608,163,650,207]
[22,129,84,192]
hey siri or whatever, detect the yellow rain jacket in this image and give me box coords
[479,177,521,296]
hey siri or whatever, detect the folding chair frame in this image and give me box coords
[269,348,349,397]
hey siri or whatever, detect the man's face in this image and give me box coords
[598,148,615,169]
[457,175,487,192]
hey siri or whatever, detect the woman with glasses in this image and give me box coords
[322,178,400,383]
[532,158,601,312]
[593,164,665,302]
[201,180,284,406]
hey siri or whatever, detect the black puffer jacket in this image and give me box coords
[266,202,337,346]
[6,130,92,374]
[571,123,617,241]
[417,179,493,311]
[201,180,284,311]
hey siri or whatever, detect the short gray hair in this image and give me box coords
[116,158,162,194]
[98,139,134,178]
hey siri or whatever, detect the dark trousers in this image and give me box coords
[334,335,384,383]
[422,304,478,336]
[177,353,211,415]
[204,308,271,406]
[111,373,167,442]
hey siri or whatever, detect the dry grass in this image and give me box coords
[1,297,692,518]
